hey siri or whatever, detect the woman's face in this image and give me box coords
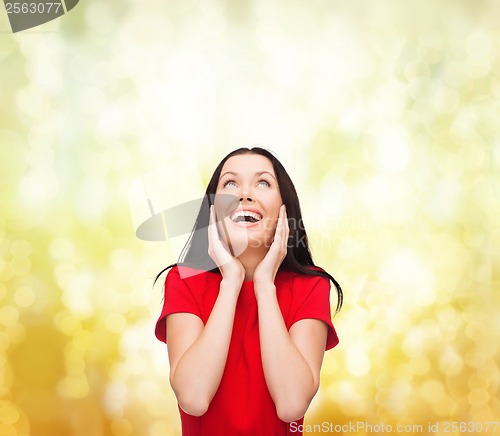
[214,154,283,256]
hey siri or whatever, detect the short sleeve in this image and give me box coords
[292,275,339,351]
[154,266,202,343]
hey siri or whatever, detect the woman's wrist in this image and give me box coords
[220,276,244,293]
[254,282,276,302]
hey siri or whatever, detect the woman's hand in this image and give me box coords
[208,205,245,285]
[253,204,290,289]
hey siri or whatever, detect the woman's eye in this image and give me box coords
[258,180,270,187]
[222,180,237,188]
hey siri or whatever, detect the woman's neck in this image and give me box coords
[237,249,268,281]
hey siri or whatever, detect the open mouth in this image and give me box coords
[229,209,263,224]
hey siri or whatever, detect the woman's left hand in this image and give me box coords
[253,204,290,289]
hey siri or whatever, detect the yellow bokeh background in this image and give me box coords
[1,0,499,435]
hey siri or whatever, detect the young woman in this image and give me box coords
[154,147,342,435]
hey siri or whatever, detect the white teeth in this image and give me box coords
[230,210,262,222]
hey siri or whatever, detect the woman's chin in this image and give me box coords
[228,235,270,256]
[226,234,249,257]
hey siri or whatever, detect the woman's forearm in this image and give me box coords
[170,279,240,415]
[255,283,318,423]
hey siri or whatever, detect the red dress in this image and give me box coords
[155,265,339,436]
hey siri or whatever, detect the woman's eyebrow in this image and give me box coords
[256,171,277,180]
[220,171,276,180]
[220,171,238,178]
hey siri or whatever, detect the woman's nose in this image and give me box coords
[239,189,253,202]
[239,185,254,202]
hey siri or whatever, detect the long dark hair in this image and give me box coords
[154,146,343,313]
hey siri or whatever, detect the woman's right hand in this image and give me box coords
[208,205,245,285]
